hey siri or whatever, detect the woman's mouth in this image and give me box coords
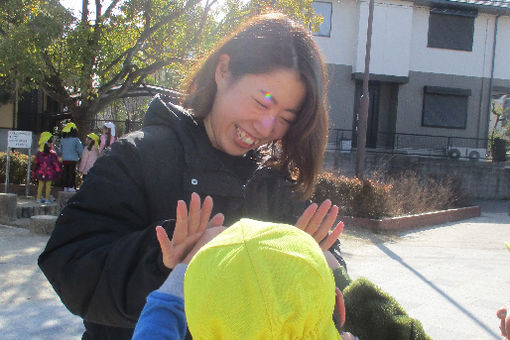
[235,125,258,148]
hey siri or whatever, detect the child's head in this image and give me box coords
[183,12,328,199]
[62,122,78,137]
[38,132,53,152]
[103,122,116,137]
[184,219,341,340]
[86,133,99,150]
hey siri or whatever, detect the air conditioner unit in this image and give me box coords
[447,147,486,160]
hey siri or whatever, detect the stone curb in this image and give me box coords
[29,215,58,235]
[340,206,482,231]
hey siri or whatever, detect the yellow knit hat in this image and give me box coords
[38,131,53,151]
[62,122,77,133]
[87,133,100,148]
[184,219,342,340]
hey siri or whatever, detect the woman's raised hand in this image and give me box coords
[295,199,344,251]
[156,193,225,269]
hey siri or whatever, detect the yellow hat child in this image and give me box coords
[184,219,342,340]
[62,122,77,133]
[38,132,53,152]
[87,133,100,148]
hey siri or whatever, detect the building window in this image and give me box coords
[422,86,471,129]
[427,8,476,51]
[312,1,332,37]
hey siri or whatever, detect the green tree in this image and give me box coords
[1,0,320,136]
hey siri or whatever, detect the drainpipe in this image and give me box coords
[486,15,499,145]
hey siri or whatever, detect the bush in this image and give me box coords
[0,151,35,184]
[313,172,393,219]
[382,170,471,216]
[312,171,472,219]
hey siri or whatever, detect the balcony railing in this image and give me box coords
[327,129,492,160]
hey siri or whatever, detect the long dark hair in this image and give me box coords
[182,13,329,199]
[43,137,53,154]
[87,139,96,151]
[104,128,112,148]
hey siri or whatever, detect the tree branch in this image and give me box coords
[99,0,200,94]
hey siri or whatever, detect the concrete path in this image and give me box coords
[343,200,510,340]
[0,226,84,339]
[0,200,508,339]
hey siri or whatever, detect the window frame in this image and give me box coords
[427,7,477,52]
[312,1,333,38]
[421,86,471,129]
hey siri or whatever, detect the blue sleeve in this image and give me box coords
[132,291,187,340]
[75,138,83,157]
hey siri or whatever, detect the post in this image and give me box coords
[5,148,10,193]
[26,147,32,197]
[355,0,375,179]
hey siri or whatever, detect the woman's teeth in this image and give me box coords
[236,126,257,147]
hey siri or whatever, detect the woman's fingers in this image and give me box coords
[156,226,174,268]
[320,221,344,251]
[173,200,188,244]
[188,192,201,234]
[312,204,339,243]
[198,195,214,233]
[307,199,332,233]
[208,213,225,228]
[295,203,318,230]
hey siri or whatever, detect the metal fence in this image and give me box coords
[327,129,496,160]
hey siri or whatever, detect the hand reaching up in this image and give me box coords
[156,193,225,269]
[295,199,344,251]
[498,303,510,339]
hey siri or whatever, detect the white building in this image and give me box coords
[313,0,510,156]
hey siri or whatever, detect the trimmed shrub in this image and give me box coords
[382,170,471,216]
[313,171,472,219]
[313,172,393,219]
[0,151,35,184]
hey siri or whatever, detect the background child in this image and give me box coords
[99,122,116,153]
[78,132,100,179]
[60,122,83,192]
[32,132,61,203]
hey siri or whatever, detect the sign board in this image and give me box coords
[7,130,32,148]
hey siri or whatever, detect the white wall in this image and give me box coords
[354,0,413,76]
[314,0,358,66]
[494,15,510,80]
[409,8,497,78]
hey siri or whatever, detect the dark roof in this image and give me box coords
[411,0,510,14]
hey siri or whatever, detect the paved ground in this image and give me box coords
[0,200,508,339]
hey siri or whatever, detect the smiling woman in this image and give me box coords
[203,66,306,157]
[38,12,338,340]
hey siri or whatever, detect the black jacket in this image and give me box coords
[38,96,312,339]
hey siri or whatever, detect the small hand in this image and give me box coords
[295,199,344,250]
[156,193,224,269]
[497,304,510,339]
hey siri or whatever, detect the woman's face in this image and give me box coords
[204,56,306,156]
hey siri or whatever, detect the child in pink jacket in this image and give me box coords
[78,133,100,179]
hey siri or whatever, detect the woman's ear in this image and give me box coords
[215,54,231,88]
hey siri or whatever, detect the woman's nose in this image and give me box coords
[254,115,276,138]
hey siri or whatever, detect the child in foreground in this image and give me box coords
[132,195,356,340]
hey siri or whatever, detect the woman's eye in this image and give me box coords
[280,117,293,125]
[255,99,267,109]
